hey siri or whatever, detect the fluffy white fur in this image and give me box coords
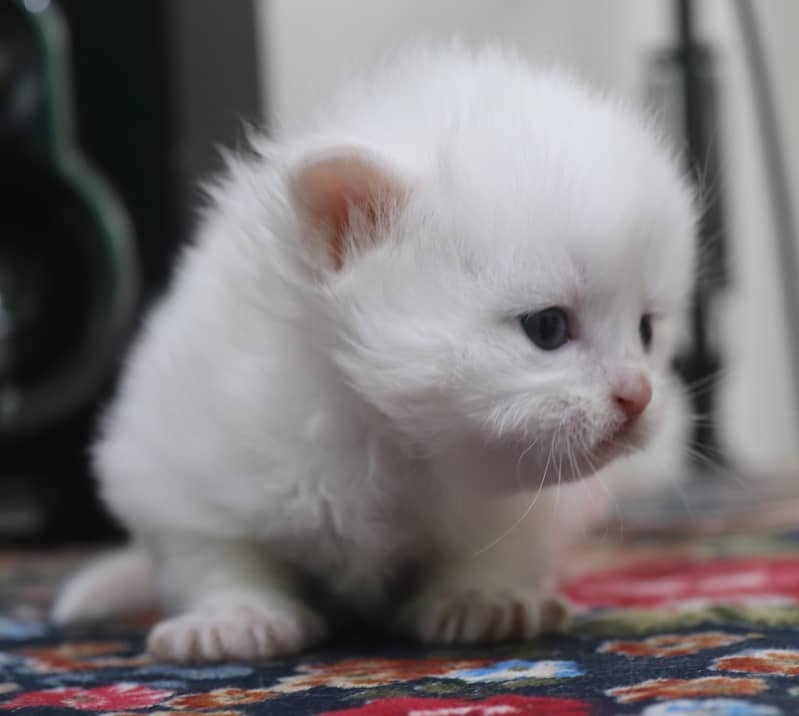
[53,46,696,663]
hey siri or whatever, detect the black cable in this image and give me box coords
[669,0,727,464]
[677,0,709,359]
[733,0,799,443]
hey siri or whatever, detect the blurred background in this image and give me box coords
[1,0,798,544]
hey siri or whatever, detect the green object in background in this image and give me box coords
[0,0,139,437]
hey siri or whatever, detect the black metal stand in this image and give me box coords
[651,0,729,467]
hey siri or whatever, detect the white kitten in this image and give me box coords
[53,46,696,663]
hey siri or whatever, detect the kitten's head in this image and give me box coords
[288,74,696,490]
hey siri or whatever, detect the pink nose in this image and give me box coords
[614,373,652,420]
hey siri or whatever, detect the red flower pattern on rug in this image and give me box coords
[19,642,152,672]
[0,683,172,711]
[599,631,759,658]
[607,676,768,704]
[275,657,492,692]
[560,556,799,608]
[320,695,591,715]
[166,687,277,708]
[713,648,799,676]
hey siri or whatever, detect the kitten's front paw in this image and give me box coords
[147,600,326,663]
[401,589,567,645]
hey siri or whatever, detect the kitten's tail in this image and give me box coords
[51,547,155,624]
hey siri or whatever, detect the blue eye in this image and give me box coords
[640,313,653,350]
[520,307,571,350]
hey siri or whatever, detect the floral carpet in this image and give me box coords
[3,488,799,715]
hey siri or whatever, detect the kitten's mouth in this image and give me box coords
[593,422,644,464]
[503,420,650,488]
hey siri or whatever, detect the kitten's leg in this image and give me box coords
[399,565,566,645]
[145,535,326,663]
[398,500,568,644]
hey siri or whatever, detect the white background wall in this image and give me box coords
[255,0,799,474]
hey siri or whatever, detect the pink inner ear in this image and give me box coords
[293,152,405,270]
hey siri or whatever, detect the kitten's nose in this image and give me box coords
[614,373,652,420]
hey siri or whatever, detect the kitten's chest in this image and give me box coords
[252,460,430,606]
[263,483,424,569]
[277,513,423,614]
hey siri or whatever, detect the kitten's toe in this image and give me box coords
[147,602,326,663]
[402,589,567,645]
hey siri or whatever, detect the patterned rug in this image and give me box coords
[2,482,799,715]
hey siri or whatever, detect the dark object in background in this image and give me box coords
[648,0,729,467]
[0,0,262,544]
[0,0,138,543]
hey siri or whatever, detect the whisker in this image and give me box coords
[554,427,564,515]
[684,443,728,471]
[610,435,699,523]
[514,435,540,491]
[582,439,625,541]
[471,430,555,557]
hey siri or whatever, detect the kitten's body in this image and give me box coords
[54,47,695,662]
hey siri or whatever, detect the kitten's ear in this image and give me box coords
[290,149,407,271]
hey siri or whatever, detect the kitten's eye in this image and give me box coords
[639,313,653,350]
[520,307,571,351]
